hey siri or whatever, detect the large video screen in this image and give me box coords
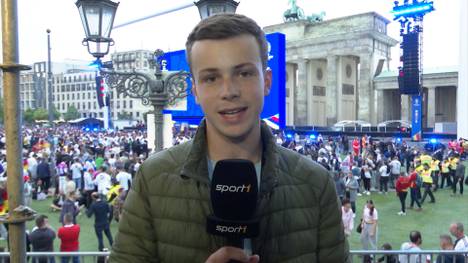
[163,32,286,129]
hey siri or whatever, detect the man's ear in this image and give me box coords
[191,77,200,104]
[263,69,272,96]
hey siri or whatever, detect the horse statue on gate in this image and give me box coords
[283,0,305,22]
[307,11,326,23]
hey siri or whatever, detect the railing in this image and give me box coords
[350,250,468,263]
[0,252,110,262]
[0,250,464,262]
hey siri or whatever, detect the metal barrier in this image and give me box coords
[0,252,110,262]
[350,250,468,263]
[0,250,463,262]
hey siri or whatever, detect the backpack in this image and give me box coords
[386,164,391,174]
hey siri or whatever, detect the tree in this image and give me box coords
[52,106,61,120]
[32,108,48,121]
[23,107,61,124]
[63,105,80,121]
[23,108,35,123]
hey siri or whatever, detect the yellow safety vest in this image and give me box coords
[441,161,450,173]
[420,155,432,166]
[415,165,424,174]
[107,184,121,205]
[431,160,440,171]
[450,158,459,170]
[421,169,433,184]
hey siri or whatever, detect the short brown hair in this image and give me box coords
[35,215,48,228]
[185,14,269,71]
[440,234,453,245]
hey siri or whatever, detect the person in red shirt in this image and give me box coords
[352,137,360,157]
[449,139,458,152]
[396,172,411,216]
[57,213,80,263]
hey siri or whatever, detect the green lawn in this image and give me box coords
[347,184,468,250]
[23,199,119,252]
[3,164,467,253]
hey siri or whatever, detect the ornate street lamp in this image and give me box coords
[76,0,119,59]
[194,0,239,19]
[101,50,190,152]
[77,0,240,152]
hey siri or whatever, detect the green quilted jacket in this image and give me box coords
[109,121,350,263]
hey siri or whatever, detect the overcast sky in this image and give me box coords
[12,0,460,70]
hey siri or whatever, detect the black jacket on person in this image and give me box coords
[436,254,464,263]
[456,162,466,178]
[29,227,55,252]
[36,162,51,179]
[86,199,111,228]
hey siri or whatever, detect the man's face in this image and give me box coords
[450,225,458,237]
[190,34,271,142]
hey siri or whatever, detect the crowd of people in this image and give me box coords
[0,125,150,262]
[284,133,467,262]
[0,124,466,261]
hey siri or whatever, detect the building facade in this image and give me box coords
[11,12,461,130]
[264,11,460,129]
[264,12,399,126]
[14,51,154,122]
[374,67,458,129]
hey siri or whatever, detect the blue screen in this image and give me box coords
[163,32,286,129]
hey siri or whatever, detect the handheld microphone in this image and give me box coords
[206,159,259,251]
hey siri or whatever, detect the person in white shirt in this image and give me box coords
[390,157,402,189]
[341,199,354,237]
[108,153,117,170]
[70,159,83,191]
[362,161,372,195]
[27,154,38,180]
[360,200,378,252]
[379,163,390,194]
[450,222,468,251]
[115,165,132,192]
[94,166,111,196]
[83,168,96,208]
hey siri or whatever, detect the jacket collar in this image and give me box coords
[180,119,280,195]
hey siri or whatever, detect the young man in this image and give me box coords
[453,158,466,196]
[398,231,430,263]
[396,172,410,216]
[420,163,435,204]
[110,14,348,263]
[86,192,113,252]
[58,213,80,263]
[389,156,402,189]
[408,171,422,211]
[29,215,56,263]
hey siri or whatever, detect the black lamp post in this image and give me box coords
[194,0,239,19]
[76,0,118,130]
[77,0,240,152]
[76,0,119,59]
